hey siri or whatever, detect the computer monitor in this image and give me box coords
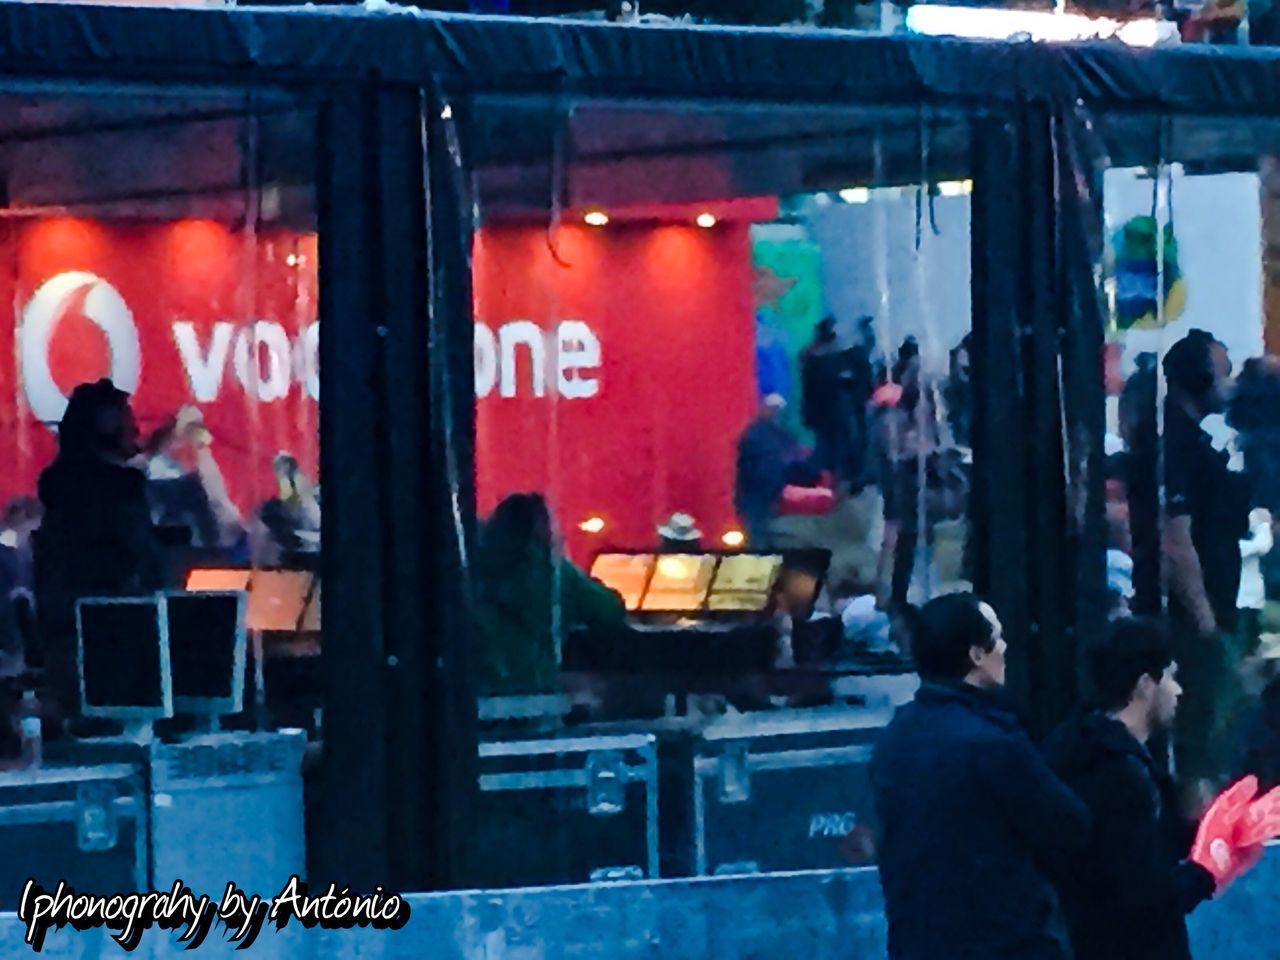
[164,591,246,716]
[639,554,715,612]
[588,553,655,612]
[707,554,784,612]
[76,596,172,726]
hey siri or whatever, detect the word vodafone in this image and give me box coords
[21,274,601,420]
[475,319,601,400]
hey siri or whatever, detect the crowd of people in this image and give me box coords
[471,313,980,696]
[1,378,322,750]
[472,316,976,698]
[735,317,972,612]
[871,325,1280,959]
[468,319,1280,948]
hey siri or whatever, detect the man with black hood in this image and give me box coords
[872,593,1090,960]
[1045,618,1216,960]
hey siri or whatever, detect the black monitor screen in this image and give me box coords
[79,600,165,710]
[168,593,241,701]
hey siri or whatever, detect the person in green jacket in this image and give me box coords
[476,493,625,695]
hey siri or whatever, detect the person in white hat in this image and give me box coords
[657,512,702,552]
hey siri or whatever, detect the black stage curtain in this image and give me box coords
[971,102,1109,741]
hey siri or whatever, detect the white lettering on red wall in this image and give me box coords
[474,320,601,400]
[173,320,320,404]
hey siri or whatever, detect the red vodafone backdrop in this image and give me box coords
[0,214,759,563]
[473,219,758,562]
[0,218,318,513]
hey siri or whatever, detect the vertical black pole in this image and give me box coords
[1055,109,1110,718]
[315,81,476,891]
[421,89,480,888]
[970,113,1035,723]
[973,105,1106,740]
[375,86,434,891]
[1021,103,1074,740]
[316,83,391,887]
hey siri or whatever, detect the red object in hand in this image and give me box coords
[1239,785,1280,849]
[872,383,903,408]
[1191,777,1260,890]
[777,485,836,516]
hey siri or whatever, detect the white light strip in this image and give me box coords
[905,5,1178,47]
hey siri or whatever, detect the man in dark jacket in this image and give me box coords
[1045,617,1216,960]
[872,594,1091,960]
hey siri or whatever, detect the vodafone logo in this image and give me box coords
[20,272,141,424]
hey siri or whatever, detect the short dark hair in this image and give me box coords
[1087,617,1174,711]
[912,593,996,682]
[1162,329,1221,397]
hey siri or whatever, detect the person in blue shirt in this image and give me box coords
[734,395,801,549]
